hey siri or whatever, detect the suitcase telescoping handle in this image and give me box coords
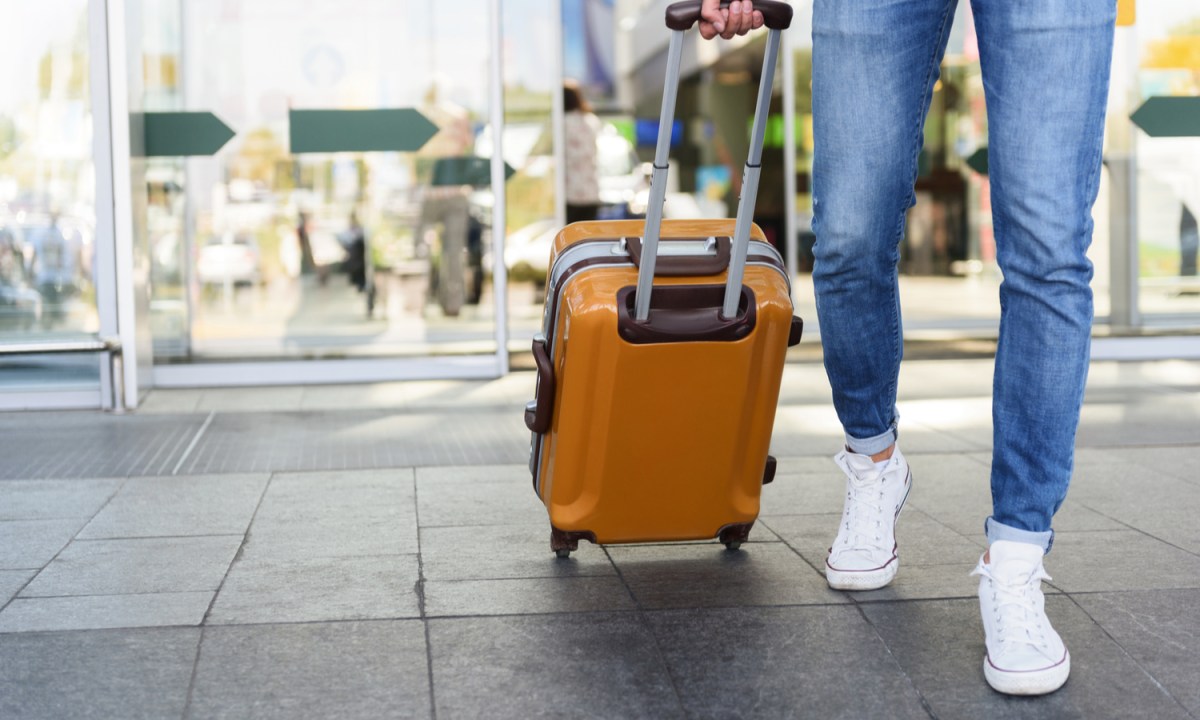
[635,0,793,323]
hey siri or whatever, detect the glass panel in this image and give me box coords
[501,0,559,348]
[0,0,100,390]
[140,0,501,363]
[788,3,1117,332]
[1133,6,1200,319]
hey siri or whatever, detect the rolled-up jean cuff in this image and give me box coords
[985,516,1054,554]
[845,424,898,457]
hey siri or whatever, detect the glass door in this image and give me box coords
[0,0,106,408]
[132,0,512,385]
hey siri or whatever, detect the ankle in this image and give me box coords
[869,445,895,464]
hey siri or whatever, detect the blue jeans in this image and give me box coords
[811,0,1115,552]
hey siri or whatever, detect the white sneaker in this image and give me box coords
[825,446,912,591]
[971,540,1070,696]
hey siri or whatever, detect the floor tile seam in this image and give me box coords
[1057,587,1200,597]
[180,622,208,720]
[200,614,430,630]
[426,600,866,622]
[595,544,690,718]
[0,475,126,483]
[756,519,835,580]
[601,545,644,612]
[7,588,216,601]
[848,594,984,604]
[630,601,690,717]
[71,533,248,542]
[232,552,423,564]
[603,540,783,550]
[1062,591,1197,719]
[896,505,989,549]
[848,602,940,720]
[0,515,110,523]
[411,468,439,720]
[0,621,211,637]
[0,476,132,616]
[1075,502,1200,559]
[422,572,618,583]
[197,468,274,627]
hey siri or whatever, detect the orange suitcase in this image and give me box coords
[523,1,799,556]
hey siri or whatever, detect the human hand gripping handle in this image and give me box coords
[669,1,793,39]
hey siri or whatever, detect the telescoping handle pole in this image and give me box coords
[634,0,793,323]
[723,25,782,319]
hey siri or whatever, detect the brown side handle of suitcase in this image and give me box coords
[525,334,555,433]
[626,236,731,276]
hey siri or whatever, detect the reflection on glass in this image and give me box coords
[0,0,97,341]
[141,0,515,362]
[1134,7,1200,316]
[0,0,100,391]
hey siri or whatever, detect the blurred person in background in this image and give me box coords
[701,0,1115,696]
[563,80,604,224]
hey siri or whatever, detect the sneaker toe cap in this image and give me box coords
[827,549,894,573]
[988,645,1068,674]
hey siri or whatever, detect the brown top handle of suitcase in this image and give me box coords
[634,0,793,323]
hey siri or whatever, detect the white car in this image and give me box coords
[503,219,559,286]
[196,233,261,286]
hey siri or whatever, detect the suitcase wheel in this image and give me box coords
[550,526,595,558]
[718,522,754,551]
[551,526,579,558]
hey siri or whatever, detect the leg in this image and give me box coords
[972,0,1115,551]
[811,0,955,590]
[969,0,1115,695]
[811,0,958,454]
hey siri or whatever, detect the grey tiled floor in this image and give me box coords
[1,359,1198,719]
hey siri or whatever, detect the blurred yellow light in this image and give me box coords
[1117,0,1135,26]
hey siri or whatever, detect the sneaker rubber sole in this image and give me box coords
[825,470,912,592]
[983,651,1070,696]
[825,559,898,591]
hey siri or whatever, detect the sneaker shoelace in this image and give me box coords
[971,561,1057,659]
[831,452,890,554]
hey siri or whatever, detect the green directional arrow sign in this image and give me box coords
[430,156,516,188]
[142,112,235,157]
[1130,96,1200,138]
[289,109,439,154]
[966,147,989,176]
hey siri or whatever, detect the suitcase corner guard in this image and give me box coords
[525,334,555,433]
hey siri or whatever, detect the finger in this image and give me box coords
[699,22,718,40]
[700,0,726,34]
[736,1,755,36]
[720,2,740,39]
[751,10,764,30]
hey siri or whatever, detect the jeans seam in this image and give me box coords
[884,0,955,430]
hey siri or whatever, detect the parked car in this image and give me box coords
[196,232,262,286]
[503,219,559,289]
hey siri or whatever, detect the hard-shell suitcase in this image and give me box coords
[524,0,800,556]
